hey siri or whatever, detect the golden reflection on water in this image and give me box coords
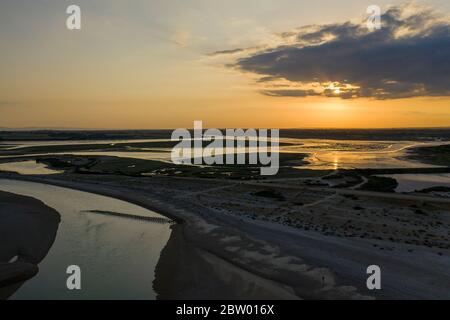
[333,155,339,170]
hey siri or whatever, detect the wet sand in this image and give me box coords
[2,172,449,300]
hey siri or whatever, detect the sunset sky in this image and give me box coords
[1,0,449,129]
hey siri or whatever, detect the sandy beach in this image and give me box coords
[1,171,449,299]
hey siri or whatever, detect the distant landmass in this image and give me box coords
[1,128,450,142]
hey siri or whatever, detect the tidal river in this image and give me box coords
[0,179,171,300]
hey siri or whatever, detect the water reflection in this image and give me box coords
[381,173,450,193]
[333,155,339,170]
[1,139,449,171]
[0,179,171,300]
[0,190,60,299]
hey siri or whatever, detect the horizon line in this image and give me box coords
[1,126,450,131]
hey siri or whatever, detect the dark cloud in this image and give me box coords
[256,76,283,83]
[262,89,319,97]
[231,4,450,99]
[208,48,247,56]
[208,46,265,57]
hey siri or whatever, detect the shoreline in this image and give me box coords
[0,173,364,299]
[1,172,450,299]
[0,174,308,299]
[0,189,60,299]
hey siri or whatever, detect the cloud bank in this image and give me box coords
[225,3,450,99]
